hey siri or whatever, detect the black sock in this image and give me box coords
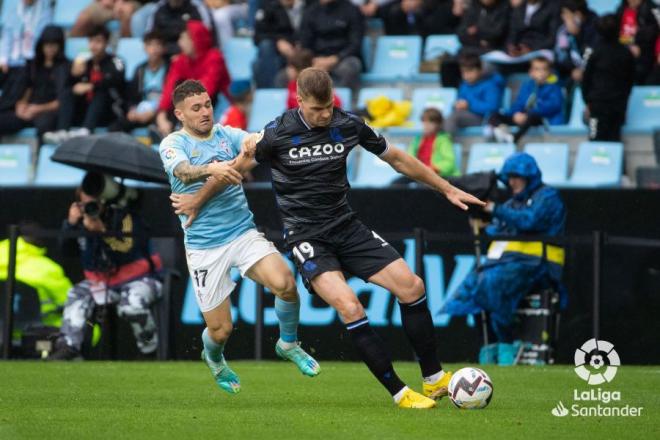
[399,295,442,378]
[346,317,406,396]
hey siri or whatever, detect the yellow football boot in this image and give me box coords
[423,371,453,400]
[397,388,437,409]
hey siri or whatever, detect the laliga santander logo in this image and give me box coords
[574,338,620,385]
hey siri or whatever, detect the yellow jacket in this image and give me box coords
[0,238,72,327]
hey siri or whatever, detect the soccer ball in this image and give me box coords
[448,367,493,409]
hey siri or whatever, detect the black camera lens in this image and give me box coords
[83,201,101,217]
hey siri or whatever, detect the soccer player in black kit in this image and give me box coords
[172,68,485,409]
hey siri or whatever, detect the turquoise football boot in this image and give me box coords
[201,350,241,394]
[275,340,321,377]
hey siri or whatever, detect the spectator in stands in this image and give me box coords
[71,0,142,38]
[253,0,303,88]
[0,26,70,143]
[299,0,364,90]
[486,57,563,143]
[442,152,566,365]
[582,14,635,142]
[506,0,561,55]
[444,53,505,136]
[0,0,53,113]
[50,178,163,360]
[616,0,659,84]
[155,20,231,136]
[286,49,342,109]
[378,0,462,37]
[220,80,251,129]
[206,0,249,47]
[111,30,168,134]
[394,108,459,184]
[44,26,126,143]
[458,0,510,54]
[0,222,71,330]
[146,0,216,56]
[553,0,599,83]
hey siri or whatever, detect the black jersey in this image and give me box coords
[255,107,389,241]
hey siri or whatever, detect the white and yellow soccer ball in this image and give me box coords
[448,367,493,409]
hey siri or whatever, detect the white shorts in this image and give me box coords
[185,229,279,313]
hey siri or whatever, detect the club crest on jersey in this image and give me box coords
[288,143,345,159]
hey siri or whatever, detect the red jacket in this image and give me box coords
[158,20,230,112]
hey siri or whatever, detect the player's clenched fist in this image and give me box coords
[241,131,262,158]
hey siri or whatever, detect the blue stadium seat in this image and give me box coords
[588,0,617,15]
[357,88,404,108]
[116,38,146,80]
[424,35,461,60]
[454,143,462,172]
[334,87,352,110]
[65,37,90,61]
[624,86,660,133]
[362,36,374,71]
[389,88,457,136]
[223,38,257,83]
[248,89,287,132]
[524,143,569,185]
[568,142,623,187]
[568,88,586,128]
[466,143,515,174]
[352,145,402,187]
[34,145,85,186]
[362,36,422,82]
[54,0,88,28]
[0,144,31,185]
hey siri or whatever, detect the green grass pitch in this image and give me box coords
[1,361,658,439]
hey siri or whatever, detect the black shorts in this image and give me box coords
[288,219,402,293]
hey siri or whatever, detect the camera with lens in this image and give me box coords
[82,200,102,218]
[81,171,138,217]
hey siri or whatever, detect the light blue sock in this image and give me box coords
[275,297,299,343]
[202,327,224,362]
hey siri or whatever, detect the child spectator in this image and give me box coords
[398,108,460,183]
[44,25,126,143]
[616,0,659,84]
[286,49,341,109]
[486,56,563,143]
[112,30,168,134]
[444,53,505,136]
[0,25,70,143]
[220,80,252,130]
[582,14,635,141]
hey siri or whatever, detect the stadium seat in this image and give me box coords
[247,89,287,132]
[624,86,660,133]
[466,143,515,174]
[0,144,31,185]
[357,88,404,108]
[568,142,623,187]
[334,87,352,110]
[362,36,422,82]
[424,34,461,60]
[116,38,146,80]
[524,143,569,185]
[223,38,257,83]
[352,145,402,187]
[34,145,86,186]
[65,37,90,61]
[54,0,88,28]
[454,143,462,172]
[362,36,374,71]
[389,88,457,136]
[588,0,617,15]
[568,88,586,128]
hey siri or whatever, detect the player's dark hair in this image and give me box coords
[421,107,443,125]
[173,79,208,107]
[143,30,164,44]
[87,25,110,41]
[297,68,333,103]
[596,14,620,43]
[288,49,314,72]
[458,53,482,71]
[531,56,552,69]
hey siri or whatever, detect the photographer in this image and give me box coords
[50,173,163,360]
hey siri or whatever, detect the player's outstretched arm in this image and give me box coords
[380,145,486,211]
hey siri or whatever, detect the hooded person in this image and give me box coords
[441,152,566,365]
[155,19,231,137]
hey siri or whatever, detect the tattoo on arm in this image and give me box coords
[173,161,211,184]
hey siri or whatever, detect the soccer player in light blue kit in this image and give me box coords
[159,80,320,394]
